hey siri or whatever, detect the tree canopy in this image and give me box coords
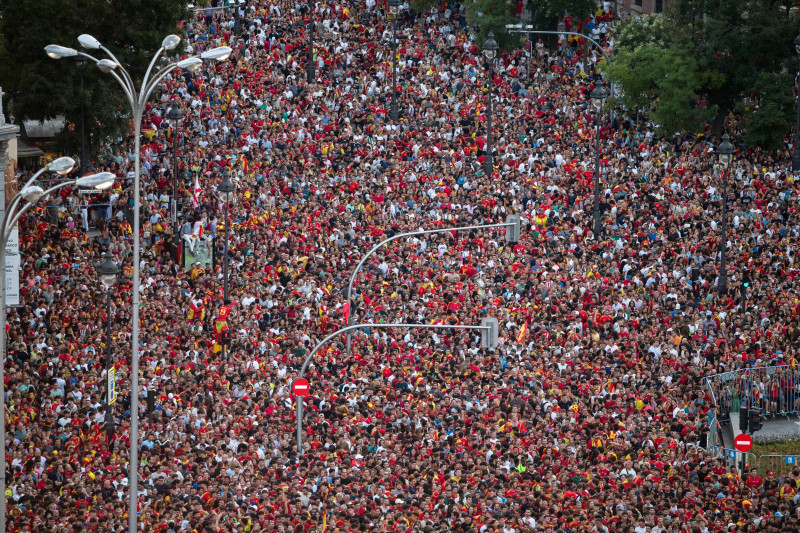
[603,1,800,149]
[0,0,189,158]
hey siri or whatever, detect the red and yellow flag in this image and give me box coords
[517,320,529,344]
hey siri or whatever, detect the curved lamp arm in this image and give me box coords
[3,181,77,242]
[296,322,489,455]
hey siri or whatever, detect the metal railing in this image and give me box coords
[702,366,800,423]
[758,454,800,478]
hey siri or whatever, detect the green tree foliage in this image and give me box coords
[0,0,189,157]
[604,2,800,148]
[466,0,521,51]
[529,0,598,29]
[601,15,713,134]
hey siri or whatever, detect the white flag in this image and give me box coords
[192,175,201,208]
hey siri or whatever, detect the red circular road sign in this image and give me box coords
[292,378,310,397]
[734,434,753,453]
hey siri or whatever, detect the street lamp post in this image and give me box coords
[483,32,498,176]
[0,160,114,533]
[218,172,235,301]
[344,216,521,357]
[46,35,231,533]
[717,133,734,295]
[590,82,608,237]
[307,0,315,82]
[97,254,119,438]
[388,0,401,122]
[166,105,184,262]
[297,321,498,454]
[793,34,800,172]
[76,55,89,175]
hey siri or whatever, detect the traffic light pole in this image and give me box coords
[344,216,520,357]
[296,322,495,455]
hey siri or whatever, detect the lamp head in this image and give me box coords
[388,0,401,15]
[47,156,77,175]
[177,57,203,72]
[166,106,184,123]
[590,83,608,109]
[76,172,116,190]
[200,46,233,61]
[718,133,734,166]
[162,35,181,51]
[97,59,118,73]
[97,254,120,289]
[20,186,45,204]
[45,45,78,59]
[78,34,102,50]
[795,34,800,55]
[218,173,236,203]
[483,31,499,61]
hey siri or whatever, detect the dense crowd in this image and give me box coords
[6,0,800,532]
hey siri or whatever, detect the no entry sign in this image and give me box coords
[734,434,753,453]
[292,378,310,397]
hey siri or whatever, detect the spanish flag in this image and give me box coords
[792,353,796,368]
[517,320,529,344]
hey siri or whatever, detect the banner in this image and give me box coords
[108,366,117,405]
[4,225,19,306]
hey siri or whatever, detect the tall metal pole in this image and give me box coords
[298,322,490,454]
[391,19,398,122]
[223,199,230,301]
[105,288,114,437]
[719,167,728,295]
[306,0,315,83]
[344,220,518,356]
[0,116,17,533]
[485,60,493,176]
[593,114,602,236]
[172,122,179,233]
[129,109,143,533]
[793,35,800,172]
[79,64,88,175]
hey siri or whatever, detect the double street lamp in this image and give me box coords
[0,158,114,533]
[96,254,119,438]
[46,34,231,533]
[387,0,401,122]
[590,82,608,237]
[483,31,499,176]
[717,133,734,295]
[166,105,184,262]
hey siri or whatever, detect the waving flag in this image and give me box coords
[517,320,529,343]
[192,175,201,208]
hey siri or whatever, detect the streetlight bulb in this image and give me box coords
[590,83,608,110]
[161,35,181,51]
[718,133,734,166]
[177,57,203,72]
[47,156,77,175]
[483,31,499,61]
[200,47,233,61]
[44,45,78,59]
[76,172,116,190]
[78,34,102,50]
[97,254,120,289]
[794,34,800,56]
[20,186,45,203]
[97,59,118,73]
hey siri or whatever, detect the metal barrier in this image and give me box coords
[701,366,799,423]
[710,446,757,472]
[757,454,800,478]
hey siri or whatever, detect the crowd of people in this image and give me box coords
[6,0,800,531]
